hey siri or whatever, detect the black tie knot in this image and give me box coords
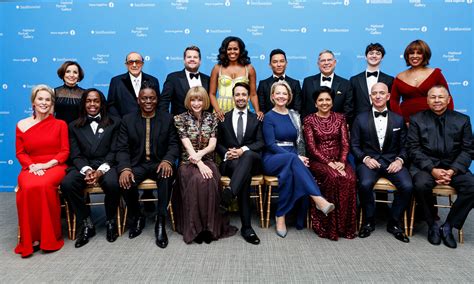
[322,76,331,82]
[189,73,200,79]
[87,116,101,124]
[367,71,379,78]
[274,76,284,82]
[374,110,387,118]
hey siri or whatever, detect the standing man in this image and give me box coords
[351,82,412,243]
[160,46,210,115]
[301,50,353,123]
[407,85,474,249]
[116,85,179,248]
[107,51,161,117]
[217,82,264,245]
[350,43,394,116]
[257,49,302,113]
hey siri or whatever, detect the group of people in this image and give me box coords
[14,36,473,259]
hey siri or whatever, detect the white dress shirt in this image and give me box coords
[185,69,202,88]
[366,69,380,104]
[320,73,334,88]
[372,106,388,150]
[129,73,142,97]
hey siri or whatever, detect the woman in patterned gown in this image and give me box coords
[174,86,237,244]
[54,61,85,124]
[208,36,262,121]
[303,86,357,241]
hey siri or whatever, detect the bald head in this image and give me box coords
[370,82,390,111]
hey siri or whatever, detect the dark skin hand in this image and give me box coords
[84,169,104,185]
[157,161,173,178]
[119,170,135,189]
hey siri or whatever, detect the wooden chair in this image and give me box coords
[408,184,464,243]
[358,178,409,235]
[220,175,265,228]
[122,179,175,233]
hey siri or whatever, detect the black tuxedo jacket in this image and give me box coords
[160,69,210,116]
[116,111,179,172]
[351,110,407,166]
[216,110,264,159]
[107,72,161,117]
[257,75,302,113]
[301,73,353,123]
[407,109,473,176]
[68,117,121,171]
[349,70,394,115]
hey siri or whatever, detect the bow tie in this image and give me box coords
[87,116,101,124]
[374,110,387,118]
[189,73,200,80]
[322,76,331,82]
[367,71,379,78]
[274,76,285,82]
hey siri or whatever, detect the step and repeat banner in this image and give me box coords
[0,0,472,191]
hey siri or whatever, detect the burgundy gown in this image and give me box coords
[15,115,69,257]
[303,112,356,240]
[390,68,454,122]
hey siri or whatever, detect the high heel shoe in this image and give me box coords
[275,216,287,238]
[316,201,335,216]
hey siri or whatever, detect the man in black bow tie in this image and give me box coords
[350,43,394,116]
[160,45,210,115]
[351,82,413,243]
[301,49,353,123]
[61,88,122,248]
[257,49,302,113]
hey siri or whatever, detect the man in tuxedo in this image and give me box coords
[301,49,353,123]
[257,49,302,113]
[351,82,412,243]
[217,82,264,245]
[407,85,474,249]
[107,51,161,117]
[160,46,210,115]
[350,43,394,116]
[61,89,121,248]
[116,85,179,248]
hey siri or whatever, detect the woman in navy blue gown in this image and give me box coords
[263,81,335,238]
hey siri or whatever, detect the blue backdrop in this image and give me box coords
[1,0,473,191]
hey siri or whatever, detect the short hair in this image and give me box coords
[183,45,201,59]
[365,43,386,57]
[125,51,144,63]
[427,85,449,96]
[269,48,287,63]
[217,36,251,67]
[313,86,335,102]
[318,49,335,60]
[404,39,431,67]
[184,86,210,111]
[31,84,55,104]
[232,82,250,96]
[270,80,293,106]
[56,61,84,82]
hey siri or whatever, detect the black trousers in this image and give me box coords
[357,164,413,223]
[413,170,474,229]
[220,151,261,229]
[61,168,120,223]
[123,161,173,218]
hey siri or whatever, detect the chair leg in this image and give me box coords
[168,201,176,232]
[358,207,363,231]
[459,228,464,244]
[72,214,77,240]
[64,201,72,240]
[258,184,264,228]
[116,206,122,237]
[122,207,128,235]
[403,209,408,236]
[266,185,272,228]
[409,197,416,237]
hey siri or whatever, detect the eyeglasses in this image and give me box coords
[126,60,144,66]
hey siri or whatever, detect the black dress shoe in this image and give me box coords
[155,216,168,249]
[387,224,409,243]
[194,233,204,244]
[428,226,441,245]
[106,220,118,243]
[241,228,260,245]
[129,215,146,239]
[202,231,213,244]
[439,225,457,249]
[358,223,375,238]
[75,225,96,248]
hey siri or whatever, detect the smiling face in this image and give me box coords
[126,52,144,77]
[33,90,53,115]
[190,97,204,115]
[63,64,79,87]
[427,86,450,116]
[233,86,249,110]
[315,92,333,115]
[408,49,424,68]
[85,91,101,117]
[184,50,201,73]
[370,83,390,111]
[271,85,290,107]
[138,88,157,115]
[366,50,383,68]
[226,41,240,62]
[270,53,287,77]
[318,52,336,76]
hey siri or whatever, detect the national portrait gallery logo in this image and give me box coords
[92,54,110,64]
[168,0,188,10]
[408,0,426,8]
[246,25,264,37]
[55,1,73,12]
[288,0,306,9]
[17,29,35,40]
[365,24,384,35]
[131,27,149,38]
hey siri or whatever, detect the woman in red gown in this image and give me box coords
[15,84,69,258]
[303,87,357,241]
[390,39,454,122]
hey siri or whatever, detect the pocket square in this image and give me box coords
[336,91,342,95]
[393,128,400,131]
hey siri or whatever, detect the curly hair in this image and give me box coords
[217,36,251,67]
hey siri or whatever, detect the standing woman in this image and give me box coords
[174,86,237,244]
[390,39,453,122]
[15,85,69,258]
[262,81,335,238]
[209,36,263,121]
[303,87,357,241]
[54,61,85,124]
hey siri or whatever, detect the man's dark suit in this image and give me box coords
[349,71,393,115]
[351,110,413,223]
[257,75,302,113]
[160,69,210,115]
[107,72,161,117]
[301,73,353,123]
[407,110,474,229]
[217,110,264,230]
[61,117,121,224]
[116,111,179,218]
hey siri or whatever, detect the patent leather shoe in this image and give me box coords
[75,225,96,248]
[155,216,168,248]
[106,220,118,243]
[428,225,441,245]
[387,224,409,243]
[129,215,146,239]
[241,228,260,245]
[358,222,375,238]
[439,225,457,249]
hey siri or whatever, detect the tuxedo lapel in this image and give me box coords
[200,73,210,91]
[312,75,321,98]
[135,115,145,152]
[332,75,341,92]
[78,124,95,148]
[382,113,394,153]
[367,112,381,151]
[224,111,239,144]
[121,74,137,100]
[178,70,190,96]
[243,113,256,142]
[357,74,370,104]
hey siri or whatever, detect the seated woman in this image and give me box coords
[15,85,69,258]
[262,81,335,238]
[54,61,85,124]
[303,86,357,241]
[174,86,237,244]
